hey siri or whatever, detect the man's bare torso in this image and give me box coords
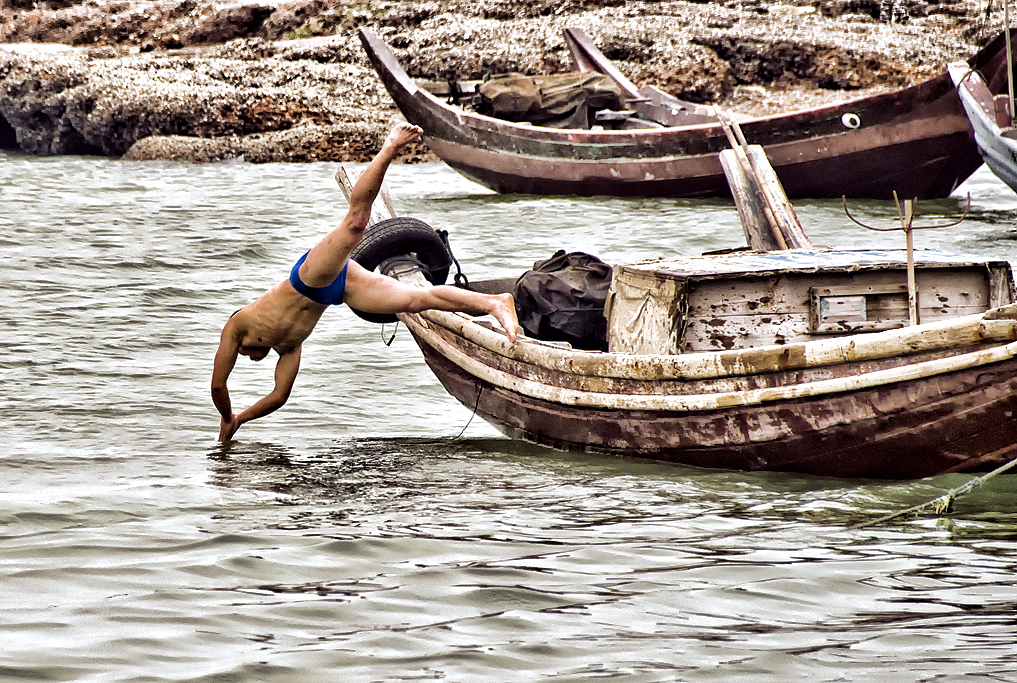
[231,280,328,353]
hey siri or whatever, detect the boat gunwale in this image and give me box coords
[400,307,1017,411]
[401,301,1017,383]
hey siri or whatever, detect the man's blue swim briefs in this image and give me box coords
[289,251,348,306]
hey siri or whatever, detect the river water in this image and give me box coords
[2,151,1017,682]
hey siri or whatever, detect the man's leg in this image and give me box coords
[343,261,521,342]
[298,123,423,288]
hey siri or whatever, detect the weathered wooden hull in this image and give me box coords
[398,307,1017,479]
[952,59,1017,193]
[359,28,999,200]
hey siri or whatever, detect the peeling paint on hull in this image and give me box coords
[400,307,1017,480]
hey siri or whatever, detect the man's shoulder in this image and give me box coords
[222,305,258,337]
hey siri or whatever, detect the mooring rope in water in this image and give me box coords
[852,452,1017,528]
[452,384,483,440]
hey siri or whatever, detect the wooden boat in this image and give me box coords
[392,250,1017,480]
[337,117,1017,480]
[358,26,1004,200]
[953,26,1017,193]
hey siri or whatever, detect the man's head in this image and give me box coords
[239,345,271,361]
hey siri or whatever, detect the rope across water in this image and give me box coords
[853,452,1017,528]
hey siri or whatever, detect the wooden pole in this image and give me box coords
[715,109,789,250]
[1006,0,1016,126]
[894,192,920,326]
[719,149,781,251]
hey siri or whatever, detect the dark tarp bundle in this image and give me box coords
[476,72,625,129]
[513,250,614,351]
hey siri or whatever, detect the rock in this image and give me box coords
[121,121,432,163]
[0,0,1007,163]
[0,37,407,159]
[178,2,275,46]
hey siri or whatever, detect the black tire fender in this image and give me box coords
[349,216,452,324]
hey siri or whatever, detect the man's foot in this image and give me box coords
[490,293,522,343]
[383,122,423,154]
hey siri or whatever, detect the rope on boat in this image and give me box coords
[436,229,471,289]
[452,384,484,440]
[852,452,1017,528]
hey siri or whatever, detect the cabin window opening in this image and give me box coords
[811,285,910,334]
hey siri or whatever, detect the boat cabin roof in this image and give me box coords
[621,249,1009,281]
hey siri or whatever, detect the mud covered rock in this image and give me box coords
[0,37,406,160]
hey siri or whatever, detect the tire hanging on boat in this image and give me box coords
[349,216,452,324]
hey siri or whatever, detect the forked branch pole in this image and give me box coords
[842,193,972,326]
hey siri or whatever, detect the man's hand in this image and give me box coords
[218,414,242,442]
[214,347,301,442]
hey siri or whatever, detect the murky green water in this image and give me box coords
[2,152,1016,682]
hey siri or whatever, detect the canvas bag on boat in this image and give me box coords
[476,72,624,128]
[513,250,613,351]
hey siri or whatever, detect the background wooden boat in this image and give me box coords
[952,29,1017,194]
[358,27,1000,200]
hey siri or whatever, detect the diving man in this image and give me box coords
[211,123,521,442]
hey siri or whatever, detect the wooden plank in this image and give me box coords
[334,166,395,225]
[989,262,1017,307]
[681,269,991,316]
[429,318,994,398]
[715,116,789,249]
[682,313,808,351]
[402,309,1017,411]
[409,303,1017,382]
[746,145,811,249]
[717,108,810,250]
[719,149,781,251]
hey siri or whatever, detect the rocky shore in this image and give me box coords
[0,0,1006,163]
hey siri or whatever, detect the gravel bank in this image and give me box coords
[0,0,1004,163]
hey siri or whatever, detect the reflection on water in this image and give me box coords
[3,152,1017,681]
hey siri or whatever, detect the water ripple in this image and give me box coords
[3,154,1017,682]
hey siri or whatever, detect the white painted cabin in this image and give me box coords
[606,249,1016,354]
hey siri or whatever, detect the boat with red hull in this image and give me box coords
[358,28,1011,200]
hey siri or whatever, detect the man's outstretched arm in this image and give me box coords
[216,348,302,442]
